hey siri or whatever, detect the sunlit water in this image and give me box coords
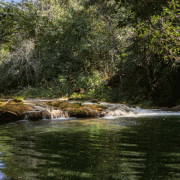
[0,115,180,180]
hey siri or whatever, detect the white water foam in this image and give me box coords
[103,108,180,119]
[23,99,180,120]
[48,109,69,119]
[98,103,180,119]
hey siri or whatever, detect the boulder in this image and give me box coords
[48,109,67,119]
[171,105,180,111]
[67,107,99,118]
[23,111,43,121]
[99,111,106,117]
[90,99,100,103]
[23,109,66,120]
[0,110,21,124]
[42,110,52,119]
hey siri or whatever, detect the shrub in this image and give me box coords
[13,97,24,102]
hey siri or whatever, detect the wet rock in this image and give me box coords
[67,107,99,118]
[90,99,100,103]
[49,109,67,119]
[102,104,134,116]
[171,105,180,111]
[23,111,43,121]
[0,100,32,124]
[23,109,68,120]
[42,110,52,119]
[0,110,21,124]
[99,111,106,117]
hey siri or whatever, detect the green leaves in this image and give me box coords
[118,0,180,64]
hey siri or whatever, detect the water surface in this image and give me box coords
[0,116,180,180]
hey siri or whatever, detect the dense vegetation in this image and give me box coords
[0,0,180,106]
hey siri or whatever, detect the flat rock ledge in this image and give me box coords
[0,99,109,124]
[24,107,105,120]
[0,108,106,124]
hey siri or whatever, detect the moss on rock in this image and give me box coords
[0,100,32,124]
[46,101,82,110]
[0,101,32,115]
[46,101,107,118]
[67,107,99,118]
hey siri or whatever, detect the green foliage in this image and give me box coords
[69,93,92,101]
[40,13,92,78]
[17,86,63,98]
[0,0,180,106]
[0,47,11,84]
[69,84,119,103]
[74,71,104,91]
[68,71,120,102]
[116,0,180,64]
[112,0,180,106]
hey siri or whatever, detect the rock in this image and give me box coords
[99,111,106,117]
[48,109,67,119]
[42,110,52,119]
[23,111,43,121]
[90,99,100,103]
[0,110,21,124]
[67,107,98,118]
[171,105,180,111]
[23,109,68,120]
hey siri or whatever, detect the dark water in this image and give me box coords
[0,116,180,180]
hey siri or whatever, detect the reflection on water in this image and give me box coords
[0,117,180,180]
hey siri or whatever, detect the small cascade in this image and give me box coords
[47,109,69,119]
[106,109,135,117]
[22,99,180,120]
[98,103,136,118]
[98,102,180,118]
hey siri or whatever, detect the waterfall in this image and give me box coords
[47,109,69,119]
[23,102,69,120]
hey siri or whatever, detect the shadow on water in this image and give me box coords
[117,117,180,180]
[0,117,180,180]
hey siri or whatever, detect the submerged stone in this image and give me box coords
[89,99,100,103]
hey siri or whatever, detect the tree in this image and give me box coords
[116,0,180,64]
[113,0,180,105]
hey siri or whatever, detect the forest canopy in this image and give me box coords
[0,0,180,106]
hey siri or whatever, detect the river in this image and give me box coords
[0,102,180,180]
